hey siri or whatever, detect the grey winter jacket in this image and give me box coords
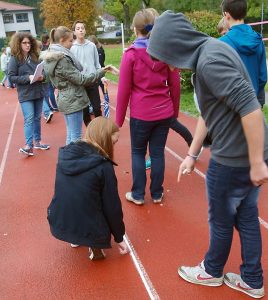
[8,56,44,102]
[43,50,105,115]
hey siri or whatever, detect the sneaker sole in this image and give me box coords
[89,248,106,260]
[19,149,34,156]
[34,146,50,150]
[224,277,265,299]
[46,114,53,123]
[178,268,223,287]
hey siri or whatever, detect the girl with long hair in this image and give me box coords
[8,32,50,156]
[48,117,128,260]
[116,9,180,205]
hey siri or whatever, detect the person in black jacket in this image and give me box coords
[47,117,128,260]
[89,35,106,96]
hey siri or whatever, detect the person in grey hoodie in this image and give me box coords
[220,0,267,107]
[71,20,107,126]
[148,11,268,299]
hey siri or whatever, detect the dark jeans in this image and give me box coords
[130,117,171,199]
[204,159,263,289]
[170,118,193,146]
[84,84,102,126]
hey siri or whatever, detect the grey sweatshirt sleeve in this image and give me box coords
[93,45,101,70]
[8,56,30,85]
[201,60,260,117]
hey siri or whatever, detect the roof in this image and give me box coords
[102,13,116,22]
[0,1,35,11]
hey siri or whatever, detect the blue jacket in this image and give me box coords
[220,24,267,106]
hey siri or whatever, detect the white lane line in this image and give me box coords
[110,103,268,230]
[0,102,19,186]
[124,234,160,300]
[110,104,160,299]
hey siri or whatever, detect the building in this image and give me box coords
[96,13,118,33]
[0,1,36,38]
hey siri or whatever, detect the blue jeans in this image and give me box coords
[204,159,263,289]
[42,96,52,118]
[130,117,171,199]
[64,110,83,145]
[20,99,43,147]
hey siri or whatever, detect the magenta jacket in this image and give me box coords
[116,44,180,127]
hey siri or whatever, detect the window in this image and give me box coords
[16,13,29,23]
[3,14,14,24]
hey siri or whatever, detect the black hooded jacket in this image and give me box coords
[47,141,125,248]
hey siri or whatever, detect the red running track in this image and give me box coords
[0,84,267,300]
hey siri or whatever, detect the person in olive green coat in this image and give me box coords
[43,26,115,144]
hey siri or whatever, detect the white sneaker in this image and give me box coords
[125,192,144,205]
[224,273,265,299]
[178,261,223,286]
[70,244,80,248]
[152,193,164,204]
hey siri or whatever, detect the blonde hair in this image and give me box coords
[50,26,73,44]
[145,8,159,19]
[217,17,228,35]
[132,9,155,36]
[84,117,119,161]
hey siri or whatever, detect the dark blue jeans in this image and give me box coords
[130,117,171,199]
[204,159,263,289]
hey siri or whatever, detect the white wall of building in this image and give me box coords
[0,10,36,38]
[0,12,6,38]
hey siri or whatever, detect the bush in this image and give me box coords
[181,11,222,91]
[98,38,122,45]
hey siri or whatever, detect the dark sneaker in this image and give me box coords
[46,112,53,123]
[125,192,144,205]
[34,143,50,150]
[152,193,164,204]
[89,248,106,260]
[19,147,34,156]
[178,261,223,287]
[224,273,265,299]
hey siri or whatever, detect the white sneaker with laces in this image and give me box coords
[70,244,80,248]
[224,273,265,299]
[178,261,223,286]
[125,192,144,205]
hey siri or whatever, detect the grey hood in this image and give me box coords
[147,11,210,71]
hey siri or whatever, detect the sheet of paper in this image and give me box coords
[30,61,44,84]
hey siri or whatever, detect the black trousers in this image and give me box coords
[83,84,102,126]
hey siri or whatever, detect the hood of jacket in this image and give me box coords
[58,141,110,176]
[42,50,65,77]
[128,39,169,73]
[147,11,210,71]
[220,24,263,55]
[72,39,93,47]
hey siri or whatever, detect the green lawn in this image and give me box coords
[0,70,3,81]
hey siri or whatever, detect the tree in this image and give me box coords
[41,0,98,33]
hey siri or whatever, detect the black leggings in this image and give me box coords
[170,117,193,146]
[83,84,102,126]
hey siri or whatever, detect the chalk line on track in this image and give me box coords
[124,234,160,300]
[0,102,19,186]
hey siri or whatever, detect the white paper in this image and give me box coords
[30,61,44,84]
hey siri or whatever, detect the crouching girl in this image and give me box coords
[47,117,128,260]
